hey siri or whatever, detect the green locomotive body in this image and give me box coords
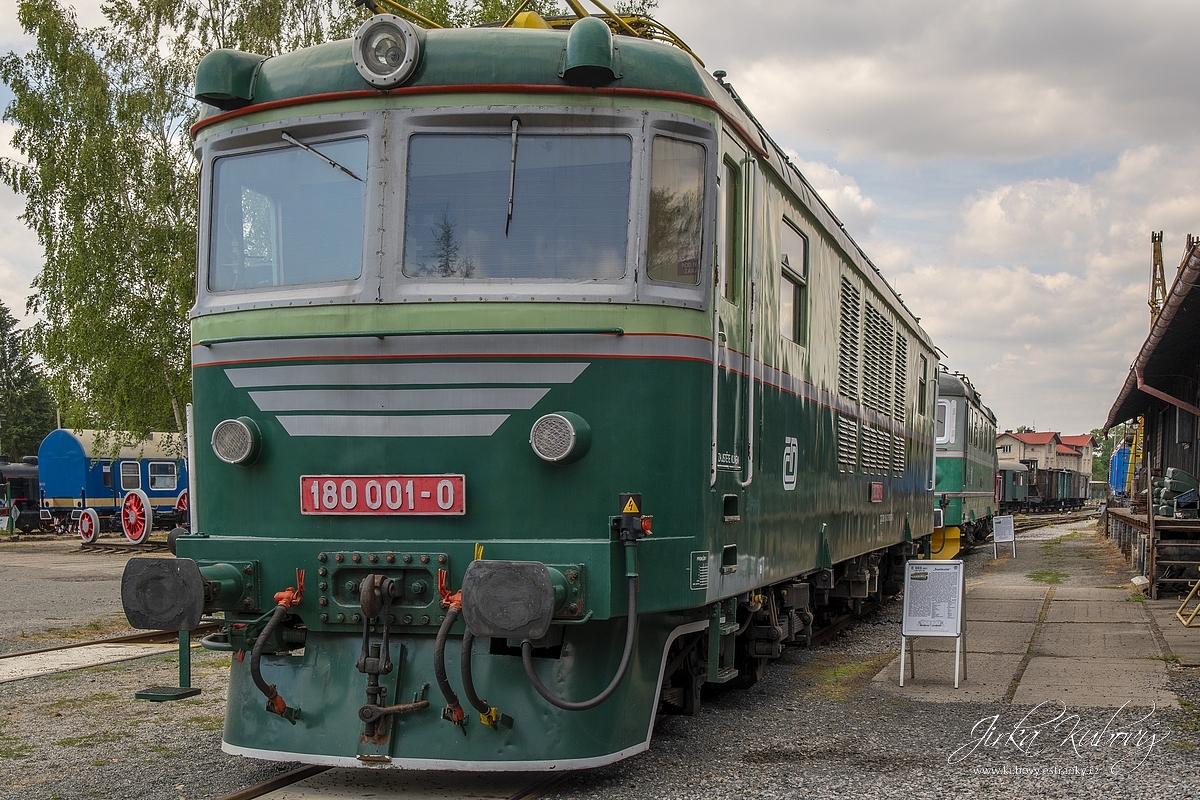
[932,370,998,557]
[124,12,939,769]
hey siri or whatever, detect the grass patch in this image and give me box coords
[792,653,896,700]
[0,734,33,759]
[54,732,126,748]
[1026,569,1068,584]
[1126,593,1146,603]
[20,617,131,642]
[1176,697,1200,736]
[186,715,224,732]
[48,692,118,709]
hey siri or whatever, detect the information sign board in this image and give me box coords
[902,560,964,638]
[993,515,1015,542]
[992,514,1016,558]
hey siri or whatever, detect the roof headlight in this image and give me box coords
[353,14,420,88]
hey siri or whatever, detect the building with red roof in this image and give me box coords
[996,431,1092,473]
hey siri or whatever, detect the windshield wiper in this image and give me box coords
[505,117,519,236]
[281,131,363,182]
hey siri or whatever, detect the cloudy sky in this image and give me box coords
[3,0,1196,434]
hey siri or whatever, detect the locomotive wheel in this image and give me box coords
[121,490,153,544]
[78,509,100,544]
[14,509,35,534]
[175,490,188,512]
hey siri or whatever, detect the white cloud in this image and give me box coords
[884,143,1200,433]
[784,149,878,237]
[659,0,1200,160]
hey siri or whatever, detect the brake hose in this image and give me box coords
[460,630,491,715]
[250,604,298,723]
[433,605,466,724]
[520,574,638,711]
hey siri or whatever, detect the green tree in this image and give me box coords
[0,0,361,442]
[1,0,656,445]
[0,301,57,459]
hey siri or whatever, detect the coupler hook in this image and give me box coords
[357,574,414,741]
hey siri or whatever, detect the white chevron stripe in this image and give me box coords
[250,387,550,412]
[276,415,509,438]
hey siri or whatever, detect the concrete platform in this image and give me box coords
[1045,600,1146,623]
[873,522,1177,708]
[871,652,1021,703]
[911,621,1034,654]
[1053,587,1135,602]
[1032,622,1160,658]
[1012,657,1176,707]
[964,584,1049,601]
[1146,600,1200,666]
[965,599,1044,623]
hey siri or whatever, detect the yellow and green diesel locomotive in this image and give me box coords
[122,6,940,770]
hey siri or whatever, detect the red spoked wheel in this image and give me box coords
[175,489,188,512]
[78,508,100,545]
[121,489,154,545]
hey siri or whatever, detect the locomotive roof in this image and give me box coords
[192,20,933,349]
[937,370,996,423]
[997,459,1028,472]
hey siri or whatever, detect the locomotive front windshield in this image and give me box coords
[403,134,631,280]
[208,137,368,291]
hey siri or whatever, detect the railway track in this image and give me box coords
[0,623,221,684]
[79,538,171,553]
[1013,511,1097,533]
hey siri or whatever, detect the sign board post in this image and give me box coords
[900,559,966,688]
[993,514,1016,559]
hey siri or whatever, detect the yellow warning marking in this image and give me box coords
[474,543,484,561]
[622,497,640,514]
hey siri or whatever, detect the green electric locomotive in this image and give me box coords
[121,6,939,769]
[931,369,998,558]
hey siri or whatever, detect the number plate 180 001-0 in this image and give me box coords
[300,475,465,516]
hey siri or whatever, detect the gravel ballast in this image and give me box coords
[1,522,1197,800]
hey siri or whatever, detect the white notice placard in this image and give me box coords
[902,560,964,637]
[993,515,1015,543]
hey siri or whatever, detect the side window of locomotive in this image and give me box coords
[779,218,808,345]
[209,137,367,291]
[119,461,140,491]
[403,134,631,279]
[917,355,929,415]
[101,461,113,489]
[149,462,177,491]
[718,159,741,302]
[646,137,704,285]
[935,399,955,445]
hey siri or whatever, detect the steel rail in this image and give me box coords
[0,622,222,661]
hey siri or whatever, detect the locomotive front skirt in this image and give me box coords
[122,11,940,770]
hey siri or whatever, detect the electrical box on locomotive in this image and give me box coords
[120,6,941,770]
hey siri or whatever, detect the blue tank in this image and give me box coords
[1109,445,1130,496]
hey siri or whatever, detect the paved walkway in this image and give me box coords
[872,521,1194,707]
